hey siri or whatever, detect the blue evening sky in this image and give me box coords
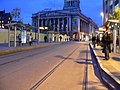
[0,0,102,27]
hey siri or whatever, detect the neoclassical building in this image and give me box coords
[32,0,98,42]
[103,0,120,24]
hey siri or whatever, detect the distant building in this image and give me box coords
[32,0,98,41]
[103,0,120,23]
[0,10,12,29]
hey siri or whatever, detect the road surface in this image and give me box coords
[0,42,107,90]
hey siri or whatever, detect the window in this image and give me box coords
[110,0,113,6]
[115,0,119,6]
[2,25,4,28]
[110,5,112,10]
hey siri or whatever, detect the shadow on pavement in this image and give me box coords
[0,43,8,47]
[97,55,105,59]
[55,55,73,60]
[80,50,90,53]
[112,57,120,61]
[83,44,89,46]
[76,58,91,61]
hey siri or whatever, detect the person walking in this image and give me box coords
[102,31,112,60]
[29,33,33,46]
[59,36,62,42]
[44,36,47,43]
[96,34,100,46]
[18,34,22,46]
[26,34,30,45]
[92,36,96,48]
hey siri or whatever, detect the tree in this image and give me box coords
[11,8,22,22]
[114,8,120,20]
[109,8,120,20]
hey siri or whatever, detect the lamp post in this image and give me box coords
[118,24,120,53]
[38,13,40,43]
[100,12,104,25]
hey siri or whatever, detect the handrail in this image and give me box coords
[89,43,120,90]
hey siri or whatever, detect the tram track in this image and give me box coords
[0,45,62,66]
[82,45,89,90]
[29,46,79,90]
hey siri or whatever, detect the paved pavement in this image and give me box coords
[91,44,120,89]
[0,42,59,56]
[0,42,120,89]
[35,43,107,90]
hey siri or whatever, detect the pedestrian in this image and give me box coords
[44,36,47,43]
[96,34,100,46]
[92,36,96,48]
[29,33,33,46]
[102,31,112,60]
[26,34,30,44]
[18,34,22,46]
[59,36,62,42]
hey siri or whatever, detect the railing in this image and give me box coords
[89,43,120,90]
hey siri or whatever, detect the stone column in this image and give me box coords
[41,19,43,27]
[14,26,17,47]
[69,16,72,32]
[38,15,40,42]
[113,26,117,53]
[119,26,120,53]
[8,26,11,47]
[78,18,80,41]
[67,17,69,34]
[53,18,55,31]
[62,18,65,31]
[58,18,60,33]
[50,19,52,30]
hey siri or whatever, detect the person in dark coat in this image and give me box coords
[92,36,96,48]
[96,34,100,46]
[18,34,22,46]
[44,36,47,43]
[102,31,112,60]
[59,36,62,42]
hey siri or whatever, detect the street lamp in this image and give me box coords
[100,12,104,25]
[38,13,40,43]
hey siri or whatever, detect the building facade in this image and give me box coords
[0,10,12,29]
[103,0,120,23]
[32,0,98,41]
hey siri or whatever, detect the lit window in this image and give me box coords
[110,1,113,5]
[115,4,119,9]
[9,17,10,20]
[115,0,119,6]
[2,21,4,23]
[0,21,1,23]
[2,25,4,28]
[8,21,9,23]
